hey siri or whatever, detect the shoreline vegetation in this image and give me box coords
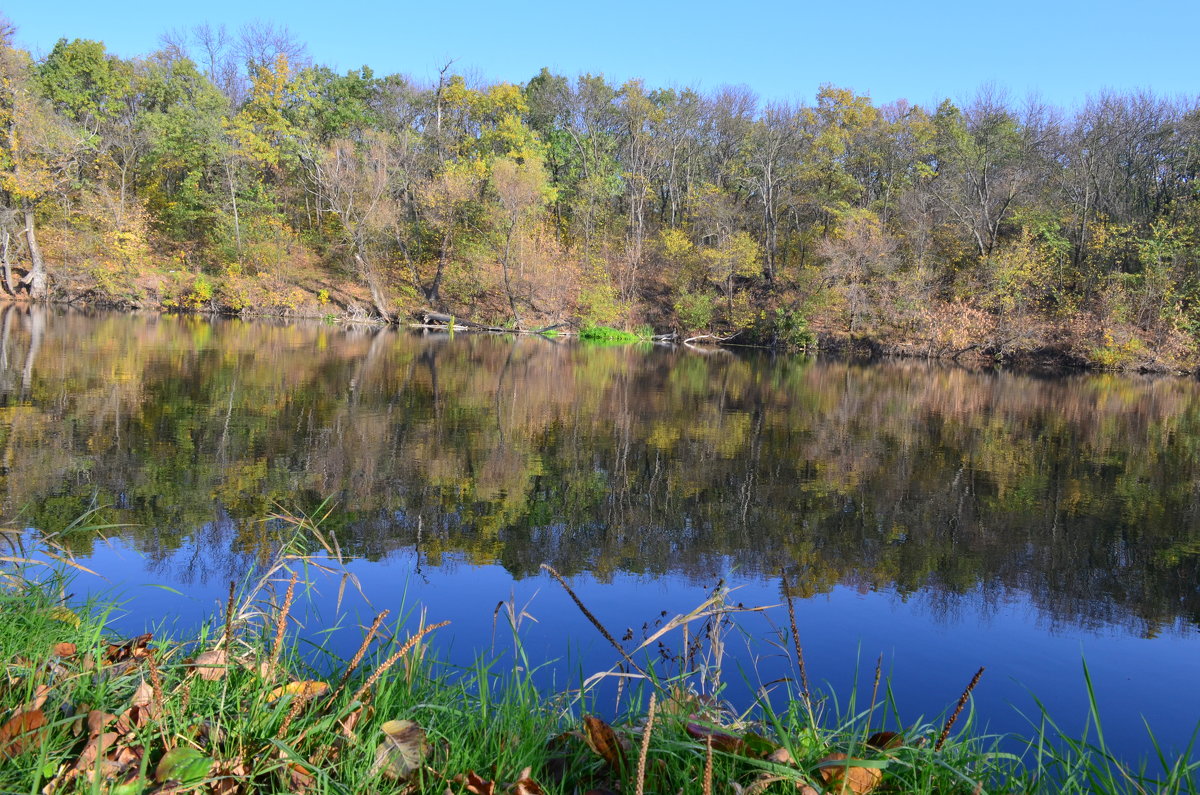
[3,19,1200,371]
[2,517,1199,794]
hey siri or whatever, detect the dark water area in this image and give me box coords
[1,306,1198,761]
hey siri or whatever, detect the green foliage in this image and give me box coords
[1089,329,1146,369]
[579,324,641,342]
[752,306,818,350]
[577,273,625,328]
[36,38,128,126]
[181,273,214,309]
[674,289,714,330]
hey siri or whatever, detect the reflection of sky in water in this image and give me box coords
[78,537,1200,763]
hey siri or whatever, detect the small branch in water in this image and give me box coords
[781,569,811,702]
[541,563,647,677]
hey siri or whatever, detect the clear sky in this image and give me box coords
[3,0,1197,110]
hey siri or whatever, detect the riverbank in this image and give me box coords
[2,555,1196,793]
[5,286,1198,378]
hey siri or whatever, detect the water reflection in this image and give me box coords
[1,304,1198,641]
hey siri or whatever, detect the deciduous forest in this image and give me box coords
[3,18,1200,368]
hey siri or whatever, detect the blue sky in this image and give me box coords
[4,0,1197,110]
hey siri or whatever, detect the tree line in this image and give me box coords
[2,18,1199,366]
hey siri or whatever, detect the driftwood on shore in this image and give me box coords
[413,310,569,336]
[683,330,742,345]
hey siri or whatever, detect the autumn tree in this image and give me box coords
[490,155,554,326]
[0,26,86,297]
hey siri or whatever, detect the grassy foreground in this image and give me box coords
[1,542,1197,793]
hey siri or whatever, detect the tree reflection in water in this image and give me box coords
[1,306,1198,639]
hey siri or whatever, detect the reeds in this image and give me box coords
[936,666,985,752]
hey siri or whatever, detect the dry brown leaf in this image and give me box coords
[766,746,793,765]
[68,731,125,780]
[511,770,545,795]
[741,772,786,795]
[130,679,154,708]
[0,709,47,758]
[210,758,250,795]
[583,715,627,771]
[288,762,315,792]
[105,633,153,664]
[865,731,903,751]
[86,710,117,736]
[339,706,367,741]
[21,683,52,714]
[371,719,428,781]
[686,721,745,754]
[52,642,77,657]
[816,753,882,795]
[458,771,495,794]
[192,649,229,681]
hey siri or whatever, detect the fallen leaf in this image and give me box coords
[87,710,117,736]
[739,772,786,795]
[192,719,226,746]
[68,731,129,781]
[155,746,213,784]
[0,709,47,758]
[339,706,368,741]
[686,721,745,753]
[511,769,544,795]
[457,771,495,794]
[191,649,229,681]
[287,762,315,792]
[48,606,81,627]
[105,634,153,664]
[371,719,428,781]
[108,771,150,795]
[865,731,903,751]
[816,753,883,795]
[53,642,77,657]
[209,758,250,795]
[267,681,329,703]
[22,683,52,713]
[130,679,154,708]
[765,746,793,765]
[583,715,627,771]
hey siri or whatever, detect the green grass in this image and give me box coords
[578,325,645,343]
[2,525,1198,793]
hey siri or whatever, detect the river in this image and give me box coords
[1,306,1197,761]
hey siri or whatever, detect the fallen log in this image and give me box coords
[683,330,743,345]
[419,310,506,332]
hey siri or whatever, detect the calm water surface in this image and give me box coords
[2,307,1198,760]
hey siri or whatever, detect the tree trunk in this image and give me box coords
[353,252,391,320]
[1,229,14,296]
[227,162,242,259]
[20,304,45,398]
[500,216,523,329]
[20,205,46,299]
